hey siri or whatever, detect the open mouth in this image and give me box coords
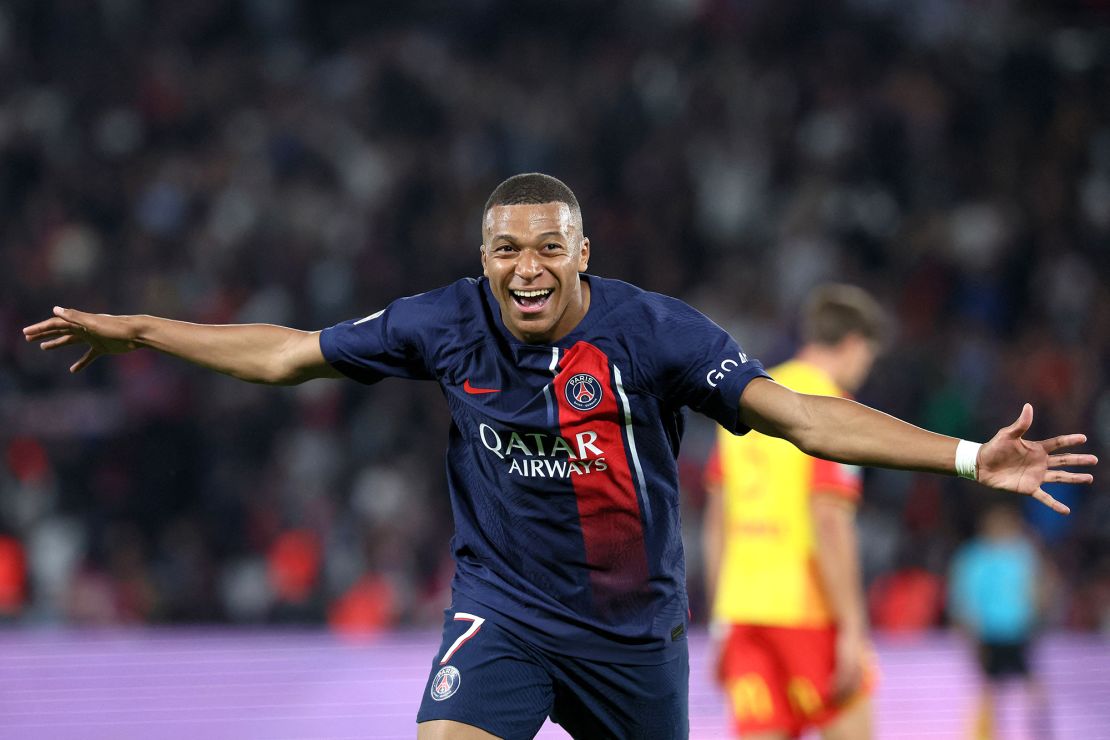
[510,288,553,313]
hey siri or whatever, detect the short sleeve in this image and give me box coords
[647,297,769,434]
[811,459,863,502]
[319,291,442,384]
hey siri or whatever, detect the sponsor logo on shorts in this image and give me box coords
[565,373,603,411]
[430,665,461,701]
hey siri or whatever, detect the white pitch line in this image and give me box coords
[0,677,427,695]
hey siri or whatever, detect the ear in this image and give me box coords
[836,332,866,356]
[480,243,488,277]
[578,237,590,272]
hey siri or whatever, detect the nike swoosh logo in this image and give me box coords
[463,379,500,395]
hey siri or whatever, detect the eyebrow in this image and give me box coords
[491,231,569,242]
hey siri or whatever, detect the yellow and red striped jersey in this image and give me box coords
[706,359,861,627]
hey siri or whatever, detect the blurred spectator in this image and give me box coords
[868,561,945,634]
[0,535,27,618]
[328,573,397,639]
[267,528,324,622]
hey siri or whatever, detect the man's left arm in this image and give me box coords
[738,377,1097,513]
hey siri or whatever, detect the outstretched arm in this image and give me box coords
[23,306,341,385]
[739,377,1096,513]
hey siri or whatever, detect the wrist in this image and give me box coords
[838,616,866,636]
[955,439,982,481]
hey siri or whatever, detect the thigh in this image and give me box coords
[417,607,553,740]
[547,643,689,740]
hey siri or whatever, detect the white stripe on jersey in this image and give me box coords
[613,364,650,521]
[353,309,385,325]
[543,347,560,427]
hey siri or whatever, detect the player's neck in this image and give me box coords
[795,344,850,391]
[550,276,590,342]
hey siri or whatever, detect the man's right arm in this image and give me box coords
[23,307,341,385]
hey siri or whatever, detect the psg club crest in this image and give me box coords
[565,373,603,411]
[430,666,461,701]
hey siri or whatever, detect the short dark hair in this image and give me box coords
[483,173,582,226]
[801,283,889,346]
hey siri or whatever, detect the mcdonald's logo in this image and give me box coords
[787,676,823,718]
[729,673,773,722]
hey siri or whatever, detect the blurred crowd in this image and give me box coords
[1,0,1108,635]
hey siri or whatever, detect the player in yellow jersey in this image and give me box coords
[704,284,887,739]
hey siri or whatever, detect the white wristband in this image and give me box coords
[955,440,982,481]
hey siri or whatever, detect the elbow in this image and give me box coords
[264,332,321,385]
[267,365,309,385]
[233,360,305,386]
[787,400,822,457]
[793,433,820,458]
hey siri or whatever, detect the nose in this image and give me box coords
[514,250,543,280]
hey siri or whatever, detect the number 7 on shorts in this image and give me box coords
[440,613,485,664]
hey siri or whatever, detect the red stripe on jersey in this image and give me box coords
[555,341,649,616]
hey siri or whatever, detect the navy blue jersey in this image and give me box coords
[321,275,768,664]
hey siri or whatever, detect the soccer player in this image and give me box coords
[23,173,1095,740]
[702,284,886,740]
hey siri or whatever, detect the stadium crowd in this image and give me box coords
[1,0,1109,635]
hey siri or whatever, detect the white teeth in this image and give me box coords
[511,289,552,298]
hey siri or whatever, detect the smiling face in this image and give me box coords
[481,201,591,344]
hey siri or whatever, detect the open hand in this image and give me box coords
[976,403,1097,515]
[23,307,141,372]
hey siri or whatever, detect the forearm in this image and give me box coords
[812,499,866,633]
[798,395,959,473]
[132,316,327,384]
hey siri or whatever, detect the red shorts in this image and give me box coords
[717,624,876,737]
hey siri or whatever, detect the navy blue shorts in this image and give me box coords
[416,603,689,739]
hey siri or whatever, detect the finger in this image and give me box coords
[1032,488,1070,515]
[27,328,75,342]
[1047,452,1099,468]
[23,317,80,339]
[1044,470,1094,485]
[52,306,95,333]
[1041,434,1089,454]
[1005,403,1034,438]
[70,347,100,373]
[40,334,86,351]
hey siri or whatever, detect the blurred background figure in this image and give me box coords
[949,503,1052,740]
[703,284,886,740]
